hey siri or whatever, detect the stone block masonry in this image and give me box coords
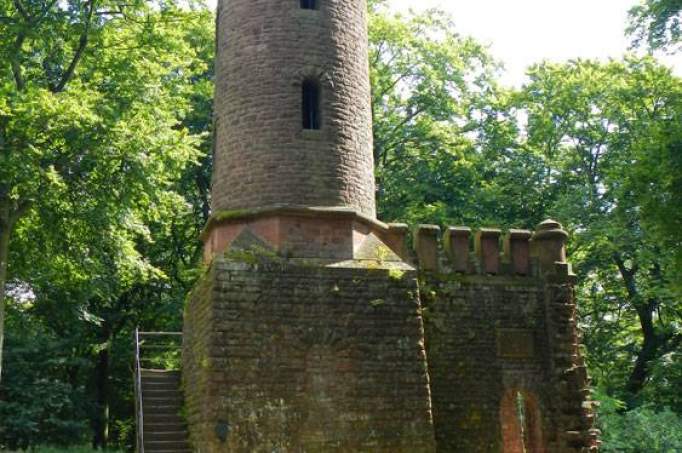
[183,220,599,452]
[415,221,600,452]
[422,274,551,451]
[183,258,437,452]
[212,0,376,218]
[186,0,601,448]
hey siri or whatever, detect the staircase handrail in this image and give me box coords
[134,328,145,453]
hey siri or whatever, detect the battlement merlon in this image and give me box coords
[412,219,574,278]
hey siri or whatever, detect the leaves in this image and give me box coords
[0,1,214,448]
[628,0,682,52]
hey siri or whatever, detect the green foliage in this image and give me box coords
[512,58,682,408]
[369,5,503,226]
[370,3,682,436]
[32,447,124,453]
[0,0,214,449]
[628,0,682,52]
[0,307,89,450]
[597,391,682,451]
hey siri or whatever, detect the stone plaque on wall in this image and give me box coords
[497,329,535,358]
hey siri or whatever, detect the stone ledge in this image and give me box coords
[201,205,411,265]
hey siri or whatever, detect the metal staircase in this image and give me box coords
[134,330,190,453]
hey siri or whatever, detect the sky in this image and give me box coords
[206,0,681,87]
[387,0,681,86]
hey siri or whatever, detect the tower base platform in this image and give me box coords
[182,255,437,452]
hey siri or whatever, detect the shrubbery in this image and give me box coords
[597,392,682,452]
[0,310,89,450]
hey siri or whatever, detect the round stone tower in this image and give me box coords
[212,0,376,218]
[203,0,408,264]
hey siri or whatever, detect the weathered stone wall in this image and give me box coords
[182,257,436,452]
[212,0,376,217]
[421,274,551,452]
[413,222,599,452]
[198,0,600,449]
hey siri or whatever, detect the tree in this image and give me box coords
[0,0,203,381]
[368,3,504,226]
[0,1,213,446]
[370,4,682,411]
[514,58,682,408]
[628,0,682,52]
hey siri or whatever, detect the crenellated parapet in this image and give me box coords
[406,219,571,278]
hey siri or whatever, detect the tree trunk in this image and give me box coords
[625,300,661,404]
[0,201,31,384]
[0,220,10,383]
[613,253,664,407]
[92,333,111,449]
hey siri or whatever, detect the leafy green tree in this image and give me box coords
[369,3,682,413]
[368,3,504,226]
[0,0,214,447]
[597,391,682,451]
[0,0,200,380]
[628,0,682,52]
[0,304,90,450]
[514,58,682,408]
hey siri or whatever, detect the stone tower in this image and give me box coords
[184,0,437,451]
[202,0,403,263]
[212,0,375,217]
[182,0,600,451]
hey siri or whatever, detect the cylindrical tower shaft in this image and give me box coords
[212,0,376,218]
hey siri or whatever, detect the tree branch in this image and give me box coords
[38,0,60,21]
[12,0,31,21]
[52,0,97,93]
[11,33,26,91]
[8,200,32,227]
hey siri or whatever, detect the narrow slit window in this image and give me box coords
[302,80,321,130]
[300,0,316,9]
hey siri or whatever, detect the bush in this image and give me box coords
[0,379,89,451]
[598,393,682,452]
[24,446,123,453]
[0,307,90,450]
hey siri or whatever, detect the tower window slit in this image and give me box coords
[300,0,317,9]
[302,80,321,130]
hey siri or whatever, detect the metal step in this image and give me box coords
[143,439,191,452]
[142,389,182,398]
[142,394,182,400]
[144,430,189,442]
[144,413,185,423]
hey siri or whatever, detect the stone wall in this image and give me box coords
[183,220,600,452]
[212,0,376,217]
[183,257,436,452]
[413,222,600,452]
[421,274,549,452]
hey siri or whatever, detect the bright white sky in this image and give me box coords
[388,0,681,86]
[206,0,681,87]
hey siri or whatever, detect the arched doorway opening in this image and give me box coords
[500,389,545,453]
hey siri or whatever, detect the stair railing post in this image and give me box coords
[135,328,145,453]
